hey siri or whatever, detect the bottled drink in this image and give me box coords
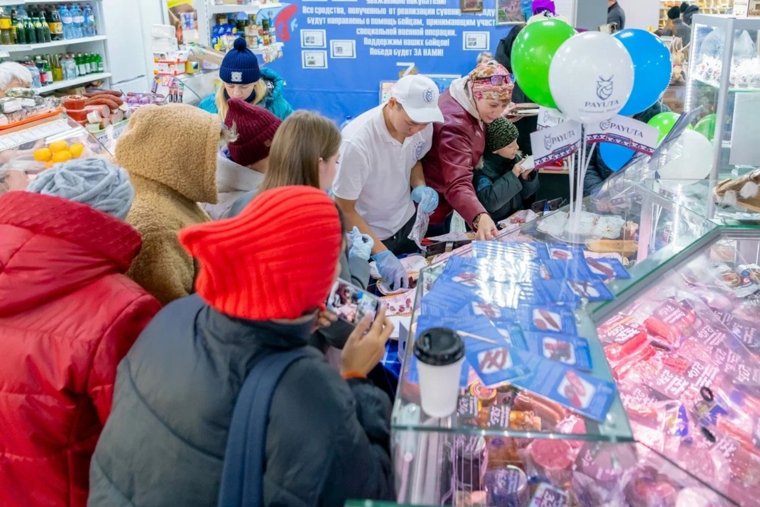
[33,17,44,44]
[82,3,94,36]
[48,8,63,41]
[24,17,37,44]
[26,61,41,87]
[68,53,78,79]
[42,57,53,83]
[59,4,72,39]
[12,11,24,45]
[70,4,83,38]
[95,53,103,73]
[63,54,74,80]
[52,54,63,81]
[35,56,47,85]
[0,9,13,45]
[76,52,87,75]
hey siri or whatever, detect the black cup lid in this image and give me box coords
[414,327,465,366]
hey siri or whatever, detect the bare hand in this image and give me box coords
[340,306,394,377]
[512,163,524,177]
[313,310,337,332]
[475,214,498,241]
[3,170,30,192]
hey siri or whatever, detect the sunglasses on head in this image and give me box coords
[474,75,510,86]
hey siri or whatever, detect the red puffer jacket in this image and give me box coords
[0,191,161,507]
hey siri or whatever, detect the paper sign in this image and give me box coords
[537,106,567,130]
[586,115,659,155]
[530,120,582,169]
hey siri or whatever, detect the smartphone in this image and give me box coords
[326,279,381,328]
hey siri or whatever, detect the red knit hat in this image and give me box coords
[179,186,342,321]
[225,99,282,167]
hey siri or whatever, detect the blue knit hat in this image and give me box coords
[220,38,261,85]
[27,158,134,219]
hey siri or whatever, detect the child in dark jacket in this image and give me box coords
[474,117,539,224]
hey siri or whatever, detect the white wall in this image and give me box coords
[618,0,661,30]
[100,0,166,93]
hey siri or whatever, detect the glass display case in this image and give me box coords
[589,227,760,507]
[686,14,760,220]
[0,113,112,195]
[391,175,759,505]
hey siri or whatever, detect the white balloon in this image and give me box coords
[549,32,634,124]
[659,129,714,180]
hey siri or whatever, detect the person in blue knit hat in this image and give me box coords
[201,37,293,121]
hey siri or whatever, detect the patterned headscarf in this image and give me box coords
[469,60,514,103]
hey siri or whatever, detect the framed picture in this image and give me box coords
[496,0,528,25]
[301,51,328,70]
[460,0,483,13]
[301,29,326,49]
[463,32,490,51]
[330,40,356,59]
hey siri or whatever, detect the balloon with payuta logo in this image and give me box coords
[548,32,634,124]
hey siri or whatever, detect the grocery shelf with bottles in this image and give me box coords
[0,0,110,93]
[189,0,283,64]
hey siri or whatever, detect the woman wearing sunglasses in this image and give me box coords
[422,60,514,240]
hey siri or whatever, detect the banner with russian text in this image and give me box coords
[265,0,509,122]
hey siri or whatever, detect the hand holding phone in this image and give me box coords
[326,279,381,328]
[341,306,394,377]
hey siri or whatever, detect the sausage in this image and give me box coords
[84,89,123,98]
[85,97,121,110]
[86,93,124,106]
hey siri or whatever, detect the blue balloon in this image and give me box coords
[600,142,635,172]
[615,29,672,116]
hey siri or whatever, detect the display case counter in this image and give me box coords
[686,15,760,219]
[0,114,112,194]
[391,175,757,504]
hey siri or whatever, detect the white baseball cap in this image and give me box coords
[390,75,444,124]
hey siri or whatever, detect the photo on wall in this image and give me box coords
[460,0,484,13]
[496,0,527,25]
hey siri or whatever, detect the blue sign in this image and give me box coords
[265,0,516,123]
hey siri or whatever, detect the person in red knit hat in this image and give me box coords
[204,98,282,219]
[89,185,395,507]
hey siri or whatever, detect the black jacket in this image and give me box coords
[495,25,537,156]
[474,153,540,223]
[89,295,393,507]
[607,1,626,29]
[683,5,699,25]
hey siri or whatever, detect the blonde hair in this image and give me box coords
[260,111,341,191]
[215,79,268,120]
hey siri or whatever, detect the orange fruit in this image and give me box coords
[34,148,52,162]
[49,140,69,153]
[51,150,72,163]
[69,143,85,158]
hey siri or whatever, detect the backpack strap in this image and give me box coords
[218,347,311,507]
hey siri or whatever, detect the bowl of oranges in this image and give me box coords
[34,140,86,168]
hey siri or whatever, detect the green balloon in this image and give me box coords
[511,19,576,109]
[648,112,680,142]
[694,114,717,141]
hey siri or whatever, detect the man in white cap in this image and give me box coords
[334,74,444,291]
